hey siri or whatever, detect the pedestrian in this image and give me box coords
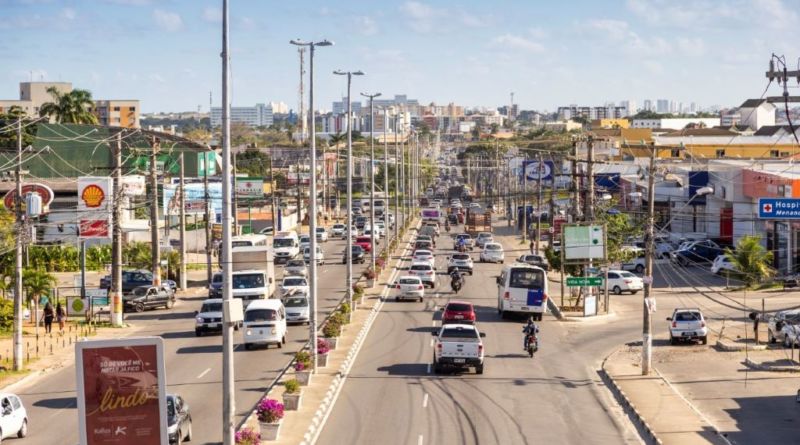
[43,302,54,334]
[56,303,66,334]
[529,240,535,255]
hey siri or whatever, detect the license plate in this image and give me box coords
[258,330,264,335]
[454,315,463,319]
[207,323,219,329]
[521,307,529,311]
[453,358,465,364]
[682,332,694,337]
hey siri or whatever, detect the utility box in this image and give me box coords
[223,298,244,324]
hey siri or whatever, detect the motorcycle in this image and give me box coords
[526,334,538,358]
[450,273,464,293]
[456,242,467,253]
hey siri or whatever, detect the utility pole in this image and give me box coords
[232,155,238,232]
[571,138,581,222]
[149,137,161,287]
[221,1,235,442]
[361,92,381,272]
[522,155,528,243]
[111,132,124,327]
[298,48,306,144]
[12,120,23,371]
[585,135,595,221]
[642,142,657,376]
[382,107,389,242]
[394,114,400,236]
[179,153,187,290]
[536,153,543,254]
[204,163,212,284]
[269,153,276,231]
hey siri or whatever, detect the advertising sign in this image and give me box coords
[76,337,167,445]
[79,219,110,239]
[163,182,222,216]
[523,160,554,182]
[758,198,800,219]
[3,183,54,213]
[69,297,88,315]
[121,175,146,196]
[235,177,264,199]
[563,224,606,260]
[78,177,112,211]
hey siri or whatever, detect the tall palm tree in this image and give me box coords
[725,235,774,288]
[39,87,99,124]
[327,132,345,148]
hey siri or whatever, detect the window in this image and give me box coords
[245,309,278,322]
[284,297,308,307]
[441,327,478,339]
[671,148,681,158]
[715,149,726,158]
[771,150,780,158]
[113,106,120,111]
[201,302,223,312]
[129,106,136,111]
[509,269,545,289]
[445,303,472,312]
[233,273,266,288]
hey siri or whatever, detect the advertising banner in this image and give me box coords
[235,177,264,199]
[523,160,554,182]
[76,337,167,445]
[163,182,223,216]
[78,177,113,212]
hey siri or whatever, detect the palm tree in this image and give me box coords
[725,235,774,288]
[39,87,99,124]
[328,132,345,148]
[21,268,57,334]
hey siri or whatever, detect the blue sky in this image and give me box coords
[1,0,798,113]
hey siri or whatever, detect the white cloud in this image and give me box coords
[202,7,221,23]
[643,60,663,74]
[153,9,182,32]
[752,0,799,29]
[677,37,705,57]
[104,0,151,5]
[148,73,166,83]
[585,19,629,40]
[400,2,486,33]
[400,1,439,33]
[458,11,487,27]
[582,19,671,56]
[60,8,76,21]
[492,34,545,53]
[240,17,255,30]
[528,27,548,39]
[355,16,378,36]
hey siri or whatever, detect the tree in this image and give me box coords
[328,132,345,148]
[39,87,99,124]
[490,123,500,135]
[235,149,271,177]
[21,268,56,333]
[470,124,481,141]
[184,128,212,143]
[725,235,774,288]
[0,106,38,148]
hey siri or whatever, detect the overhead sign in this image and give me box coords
[563,224,606,261]
[76,337,168,445]
[235,177,264,199]
[523,160,554,182]
[3,183,54,213]
[758,198,800,219]
[566,277,603,287]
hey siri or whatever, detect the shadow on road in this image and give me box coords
[376,363,429,376]
[33,397,76,409]
[125,311,194,322]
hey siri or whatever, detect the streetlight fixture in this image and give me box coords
[334,69,364,304]
[361,92,381,273]
[291,38,333,371]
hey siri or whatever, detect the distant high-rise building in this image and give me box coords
[690,102,698,114]
[643,99,653,112]
[211,103,273,128]
[332,99,362,116]
[269,101,289,114]
[94,100,140,128]
[656,99,669,113]
[620,100,636,116]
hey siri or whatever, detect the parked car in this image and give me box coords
[447,253,474,275]
[283,292,310,324]
[195,298,224,336]
[475,232,494,248]
[710,255,737,275]
[0,393,27,440]
[671,240,723,266]
[331,223,346,238]
[621,250,646,274]
[667,308,708,345]
[605,270,643,295]
[394,275,425,302]
[100,270,177,295]
[284,259,308,277]
[431,324,486,374]
[343,245,366,264]
[408,261,437,288]
[480,242,505,264]
[315,227,329,242]
[123,285,175,313]
[517,254,550,271]
[279,276,309,297]
[441,300,476,324]
[767,310,800,345]
[167,394,192,444]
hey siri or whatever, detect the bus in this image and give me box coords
[496,264,548,321]
[231,234,269,249]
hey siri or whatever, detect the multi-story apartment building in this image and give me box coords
[557,105,627,120]
[94,100,140,128]
[0,81,73,117]
[210,103,273,128]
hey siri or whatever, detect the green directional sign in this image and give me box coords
[566,277,603,287]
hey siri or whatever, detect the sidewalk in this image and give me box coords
[603,347,730,445]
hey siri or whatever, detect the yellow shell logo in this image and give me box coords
[82,184,105,208]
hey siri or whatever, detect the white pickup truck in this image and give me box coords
[431,324,486,374]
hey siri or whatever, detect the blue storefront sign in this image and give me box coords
[522,160,554,182]
[758,198,800,219]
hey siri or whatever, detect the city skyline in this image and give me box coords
[2,0,797,113]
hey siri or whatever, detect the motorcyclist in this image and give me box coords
[456,237,466,251]
[522,317,540,351]
[445,220,451,232]
[449,268,463,288]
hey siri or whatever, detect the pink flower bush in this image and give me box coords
[317,338,330,355]
[256,398,284,424]
[235,427,260,445]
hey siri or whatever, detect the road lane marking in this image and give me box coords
[418,434,424,445]
[422,393,429,408]
[197,368,211,379]
[429,338,434,347]
[427,363,431,374]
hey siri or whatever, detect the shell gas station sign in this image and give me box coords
[78,177,112,239]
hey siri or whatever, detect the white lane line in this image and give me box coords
[422,393,429,408]
[196,368,211,379]
[418,434,424,445]
[429,338,434,348]
[427,363,431,374]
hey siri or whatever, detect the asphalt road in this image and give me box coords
[13,213,406,445]
[317,224,643,445]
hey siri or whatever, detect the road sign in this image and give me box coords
[563,224,606,260]
[566,276,603,287]
[758,198,800,219]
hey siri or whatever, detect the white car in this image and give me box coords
[710,255,736,275]
[605,270,643,295]
[363,226,382,242]
[279,276,309,297]
[299,234,311,251]
[315,227,329,242]
[195,298,224,336]
[331,224,346,238]
[374,221,387,236]
[394,275,424,302]
[0,393,27,440]
[447,253,474,275]
[767,310,800,345]
[475,232,494,248]
[620,252,646,274]
[431,324,485,374]
[480,242,505,263]
[303,246,324,265]
[412,249,436,267]
[284,259,308,277]
[283,292,310,324]
[469,202,481,209]
[667,308,708,345]
[408,261,437,288]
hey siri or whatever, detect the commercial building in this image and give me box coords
[557,105,628,120]
[0,81,73,117]
[210,103,273,128]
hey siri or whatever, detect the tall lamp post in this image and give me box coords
[382,107,390,243]
[291,38,333,371]
[361,92,381,273]
[334,69,364,303]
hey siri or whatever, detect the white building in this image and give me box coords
[738,99,776,131]
[631,118,721,130]
[210,103,273,127]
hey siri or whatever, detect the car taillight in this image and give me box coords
[418,285,424,290]
[701,321,706,328]
[469,313,475,320]
[624,280,632,284]
[542,293,548,302]
[396,284,401,289]
[504,291,510,300]
[478,344,483,354]
[672,321,677,328]
[437,343,442,351]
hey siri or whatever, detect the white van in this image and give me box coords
[243,299,287,350]
[273,231,300,264]
[496,264,548,321]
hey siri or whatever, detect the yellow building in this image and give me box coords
[591,118,630,129]
[94,100,140,128]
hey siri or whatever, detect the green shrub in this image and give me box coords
[322,320,341,338]
[284,378,300,394]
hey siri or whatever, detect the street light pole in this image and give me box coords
[334,69,364,304]
[361,92,381,273]
[642,142,656,376]
[292,38,333,371]
[393,113,400,238]
[382,107,389,243]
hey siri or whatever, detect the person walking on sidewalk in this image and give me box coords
[56,303,66,334]
[42,302,54,334]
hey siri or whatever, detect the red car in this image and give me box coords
[441,300,476,324]
[355,236,373,252]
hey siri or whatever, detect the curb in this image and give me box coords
[561,311,617,323]
[598,362,663,445]
[743,357,800,372]
[715,340,767,352]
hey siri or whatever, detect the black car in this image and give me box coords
[167,394,192,443]
[208,272,223,298]
[517,254,550,271]
[343,245,366,264]
[355,215,368,229]
[100,270,177,295]
[123,285,175,312]
[671,240,723,266]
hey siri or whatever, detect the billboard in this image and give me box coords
[523,160,554,182]
[758,198,800,219]
[163,182,223,216]
[563,224,606,260]
[76,337,167,445]
[235,177,264,199]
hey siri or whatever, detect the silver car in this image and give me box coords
[283,292,310,324]
[284,259,308,277]
[475,232,494,248]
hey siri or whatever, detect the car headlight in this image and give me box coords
[196,317,204,323]
[246,329,252,335]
